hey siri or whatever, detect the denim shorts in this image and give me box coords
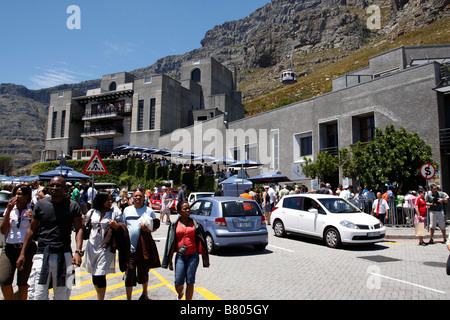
[174,252,199,286]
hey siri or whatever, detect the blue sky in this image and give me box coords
[0,0,270,90]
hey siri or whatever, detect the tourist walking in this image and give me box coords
[162,201,209,300]
[16,176,84,300]
[82,190,123,300]
[122,189,160,300]
[0,185,36,300]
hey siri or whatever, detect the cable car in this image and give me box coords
[280,54,297,85]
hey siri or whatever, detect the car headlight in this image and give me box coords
[340,220,359,229]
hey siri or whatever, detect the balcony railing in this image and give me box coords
[81,126,124,139]
[319,146,339,156]
[82,105,132,121]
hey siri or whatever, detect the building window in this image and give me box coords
[245,144,257,161]
[109,82,117,91]
[149,98,156,130]
[360,115,375,143]
[51,111,57,138]
[300,136,312,157]
[294,132,313,162]
[138,100,144,131]
[271,130,279,170]
[230,147,240,161]
[144,77,152,84]
[60,110,66,138]
[191,68,201,82]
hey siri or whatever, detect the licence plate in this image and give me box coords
[236,222,252,228]
[368,232,380,237]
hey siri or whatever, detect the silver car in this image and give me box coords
[190,197,268,254]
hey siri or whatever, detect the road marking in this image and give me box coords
[268,244,295,253]
[369,272,446,294]
[195,287,221,300]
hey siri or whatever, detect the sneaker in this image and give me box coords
[138,294,149,300]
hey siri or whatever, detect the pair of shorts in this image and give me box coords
[430,210,446,230]
[2,242,36,286]
[174,252,199,286]
[124,252,151,287]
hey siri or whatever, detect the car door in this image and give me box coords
[281,197,303,232]
[300,198,326,236]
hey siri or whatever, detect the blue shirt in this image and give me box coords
[123,205,156,252]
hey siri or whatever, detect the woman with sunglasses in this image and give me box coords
[0,185,37,300]
[82,190,123,300]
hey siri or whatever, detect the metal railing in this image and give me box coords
[348,198,449,227]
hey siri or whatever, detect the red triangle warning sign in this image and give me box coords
[82,151,109,174]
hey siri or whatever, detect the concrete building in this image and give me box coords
[161,45,450,190]
[44,57,245,158]
[44,45,450,190]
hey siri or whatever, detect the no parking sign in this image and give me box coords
[420,163,436,180]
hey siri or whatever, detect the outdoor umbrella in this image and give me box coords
[248,171,291,184]
[38,166,90,181]
[219,174,253,197]
[207,157,236,165]
[132,146,148,152]
[192,154,217,163]
[114,144,129,150]
[226,159,264,169]
[151,148,172,155]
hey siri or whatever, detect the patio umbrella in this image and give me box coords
[114,144,129,150]
[132,146,148,152]
[151,148,171,155]
[192,154,217,163]
[226,159,264,169]
[207,157,236,165]
[248,171,291,184]
[38,166,90,181]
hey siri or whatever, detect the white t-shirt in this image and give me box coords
[123,205,156,252]
[6,204,32,244]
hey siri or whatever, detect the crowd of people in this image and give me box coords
[1,176,449,300]
[0,177,209,300]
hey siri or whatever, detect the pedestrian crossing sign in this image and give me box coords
[82,151,109,174]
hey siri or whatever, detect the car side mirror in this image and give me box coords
[309,208,319,214]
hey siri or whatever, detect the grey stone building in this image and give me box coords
[44,57,245,158]
[161,45,450,190]
[45,45,450,190]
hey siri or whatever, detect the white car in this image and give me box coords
[270,194,385,248]
[188,192,214,205]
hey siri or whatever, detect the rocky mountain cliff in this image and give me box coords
[0,0,448,172]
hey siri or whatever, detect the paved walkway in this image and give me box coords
[386,226,447,240]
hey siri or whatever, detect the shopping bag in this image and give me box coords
[414,222,425,237]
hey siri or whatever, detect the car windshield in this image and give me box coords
[221,201,262,217]
[317,198,361,213]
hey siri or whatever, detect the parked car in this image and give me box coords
[188,192,214,205]
[270,194,385,248]
[150,192,177,212]
[0,190,12,217]
[190,196,268,254]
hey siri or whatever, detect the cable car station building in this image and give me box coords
[45,45,450,190]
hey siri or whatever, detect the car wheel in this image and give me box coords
[273,219,286,237]
[324,227,341,248]
[206,233,217,254]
